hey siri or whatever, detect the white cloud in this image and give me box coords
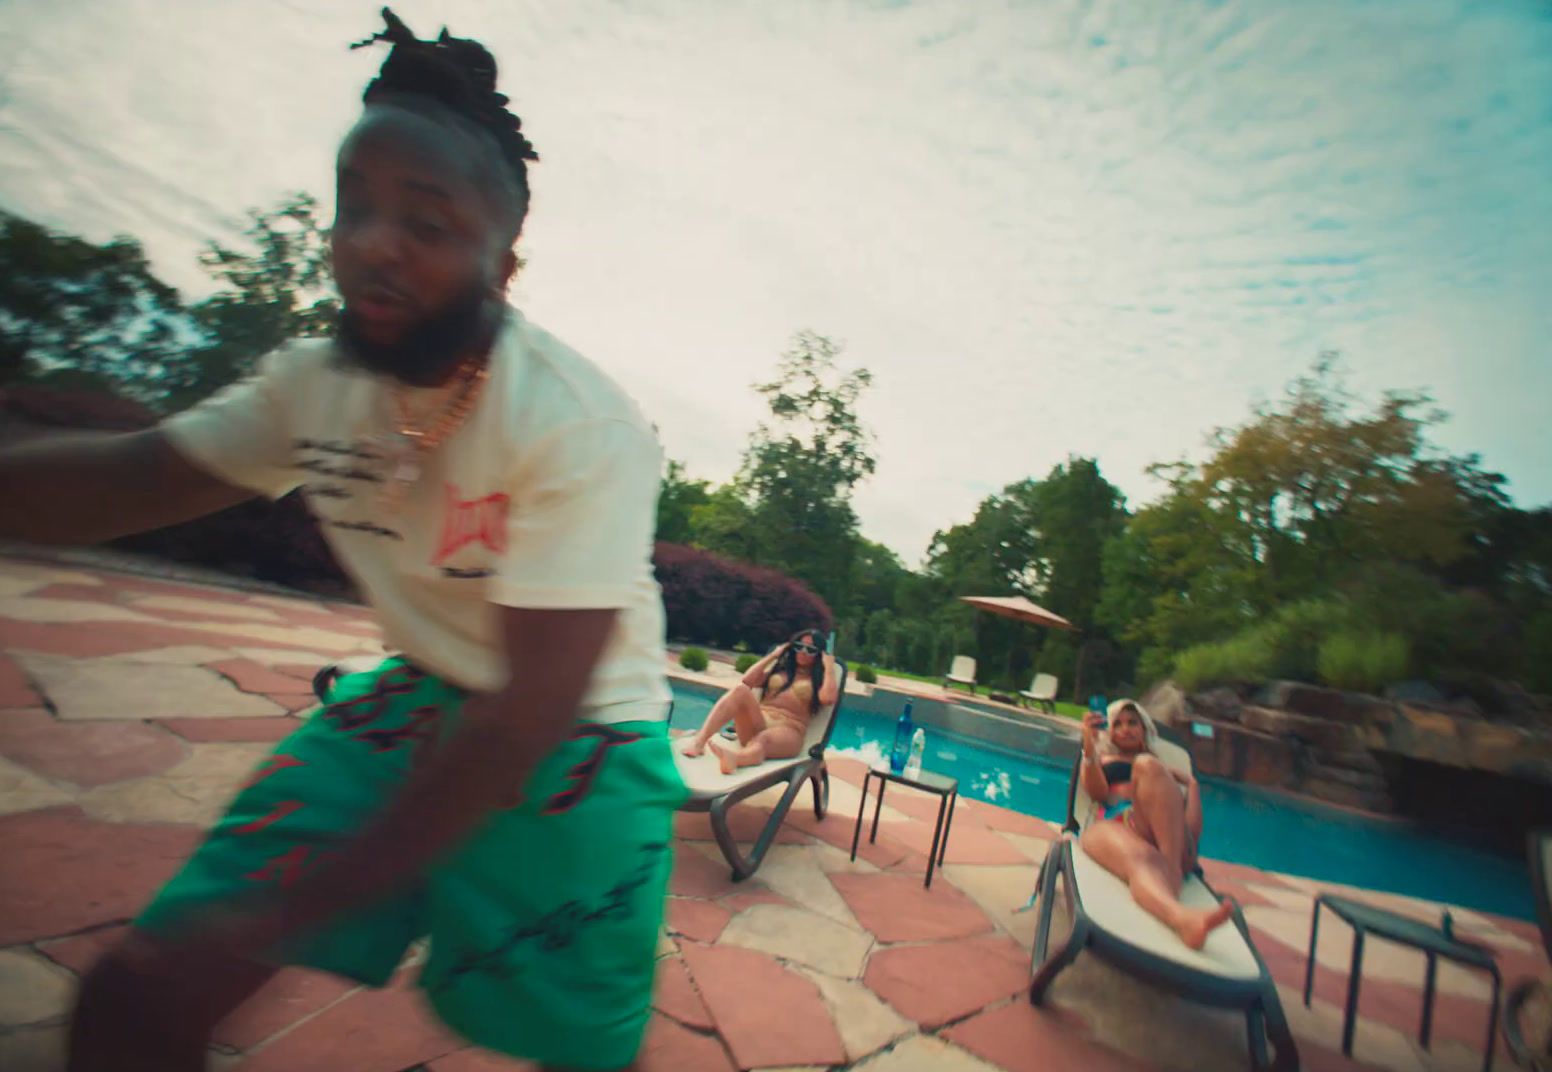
[2,0,1549,565]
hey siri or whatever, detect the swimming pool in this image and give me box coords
[668,685,1535,920]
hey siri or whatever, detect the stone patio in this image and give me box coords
[0,553,1544,1072]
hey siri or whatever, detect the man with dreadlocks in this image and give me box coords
[0,9,683,1071]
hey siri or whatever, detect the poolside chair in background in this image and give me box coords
[673,661,849,881]
[1020,672,1059,713]
[1028,729,1299,1071]
[943,655,977,694]
[1505,829,1552,1070]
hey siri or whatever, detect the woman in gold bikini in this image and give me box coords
[680,628,840,774]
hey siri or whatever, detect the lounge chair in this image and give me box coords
[1020,672,1059,713]
[943,655,977,694]
[674,661,848,882]
[1028,731,1299,1071]
[1505,829,1552,1070]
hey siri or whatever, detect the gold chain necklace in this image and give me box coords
[374,356,491,512]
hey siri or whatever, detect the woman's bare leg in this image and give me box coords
[1182,777,1204,871]
[707,725,804,775]
[682,685,766,756]
[1081,762,1234,950]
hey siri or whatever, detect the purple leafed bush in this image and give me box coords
[653,541,831,651]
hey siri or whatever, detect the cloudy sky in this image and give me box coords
[3,0,1549,563]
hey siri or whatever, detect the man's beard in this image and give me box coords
[334,282,500,386]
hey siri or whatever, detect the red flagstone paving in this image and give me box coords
[0,554,1544,1072]
[718,889,791,913]
[155,716,299,743]
[208,657,325,697]
[959,797,1063,839]
[37,923,127,974]
[830,872,996,942]
[653,955,717,1030]
[0,805,201,945]
[667,897,735,943]
[674,806,811,845]
[784,806,921,869]
[213,969,359,1050]
[863,935,1032,1028]
[430,1046,539,1071]
[680,942,847,1069]
[0,652,41,706]
[231,984,461,1072]
[0,707,186,785]
[876,816,1032,866]
[638,1014,738,1072]
[1201,856,1299,890]
[943,1002,1158,1072]
[670,844,744,898]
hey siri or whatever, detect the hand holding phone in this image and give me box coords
[1087,694,1108,730]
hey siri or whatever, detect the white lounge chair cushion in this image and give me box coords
[946,655,977,683]
[1067,839,1263,981]
[1021,673,1058,701]
[673,705,833,803]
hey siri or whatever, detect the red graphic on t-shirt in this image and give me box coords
[433,483,510,564]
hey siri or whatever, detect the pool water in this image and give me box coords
[669,687,1535,920]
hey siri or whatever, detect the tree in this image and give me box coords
[1099,358,1528,688]
[0,211,189,405]
[688,485,758,563]
[656,459,711,544]
[1024,458,1128,628]
[172,192,339,406]
[736,331,876,609]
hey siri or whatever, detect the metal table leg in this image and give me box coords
[849,773,870,861]
[1483,970,1501,1072]
[1304,897,1322,1007]
[925,793,948,888]
[869,775,887,844]
[1342,930,1365,1056]
[939,790,957,867]
[1420,950,1437,1050]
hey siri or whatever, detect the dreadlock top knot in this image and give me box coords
[351,6,539,170]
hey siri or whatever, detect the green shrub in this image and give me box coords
[734,653,758,674]
[1317,631,1409,693]
[856,664,878,684]
[678,647,709,672]
[1173,631,1278,691]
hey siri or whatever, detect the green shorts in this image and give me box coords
[138,657,686,1071]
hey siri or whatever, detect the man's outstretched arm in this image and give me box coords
[0,429,255,545]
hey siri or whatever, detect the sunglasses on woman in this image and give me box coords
[793,641,821,655]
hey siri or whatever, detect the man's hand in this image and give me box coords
[0,428,253,544]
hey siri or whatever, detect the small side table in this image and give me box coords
[1305,893,1502,1072]
[849,765,958,888]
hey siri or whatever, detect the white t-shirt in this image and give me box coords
[162,309,671,723]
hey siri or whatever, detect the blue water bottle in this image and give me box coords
[890,700,915,773]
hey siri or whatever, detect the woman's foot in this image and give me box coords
[1174,899,1236,950]
[679,735,707,758]
[707,738,739,775]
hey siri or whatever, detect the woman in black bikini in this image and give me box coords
[1078,700,1233,949]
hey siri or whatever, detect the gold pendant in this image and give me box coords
[373,432,422,512]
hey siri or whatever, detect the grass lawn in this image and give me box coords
[860,664,1086,720]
